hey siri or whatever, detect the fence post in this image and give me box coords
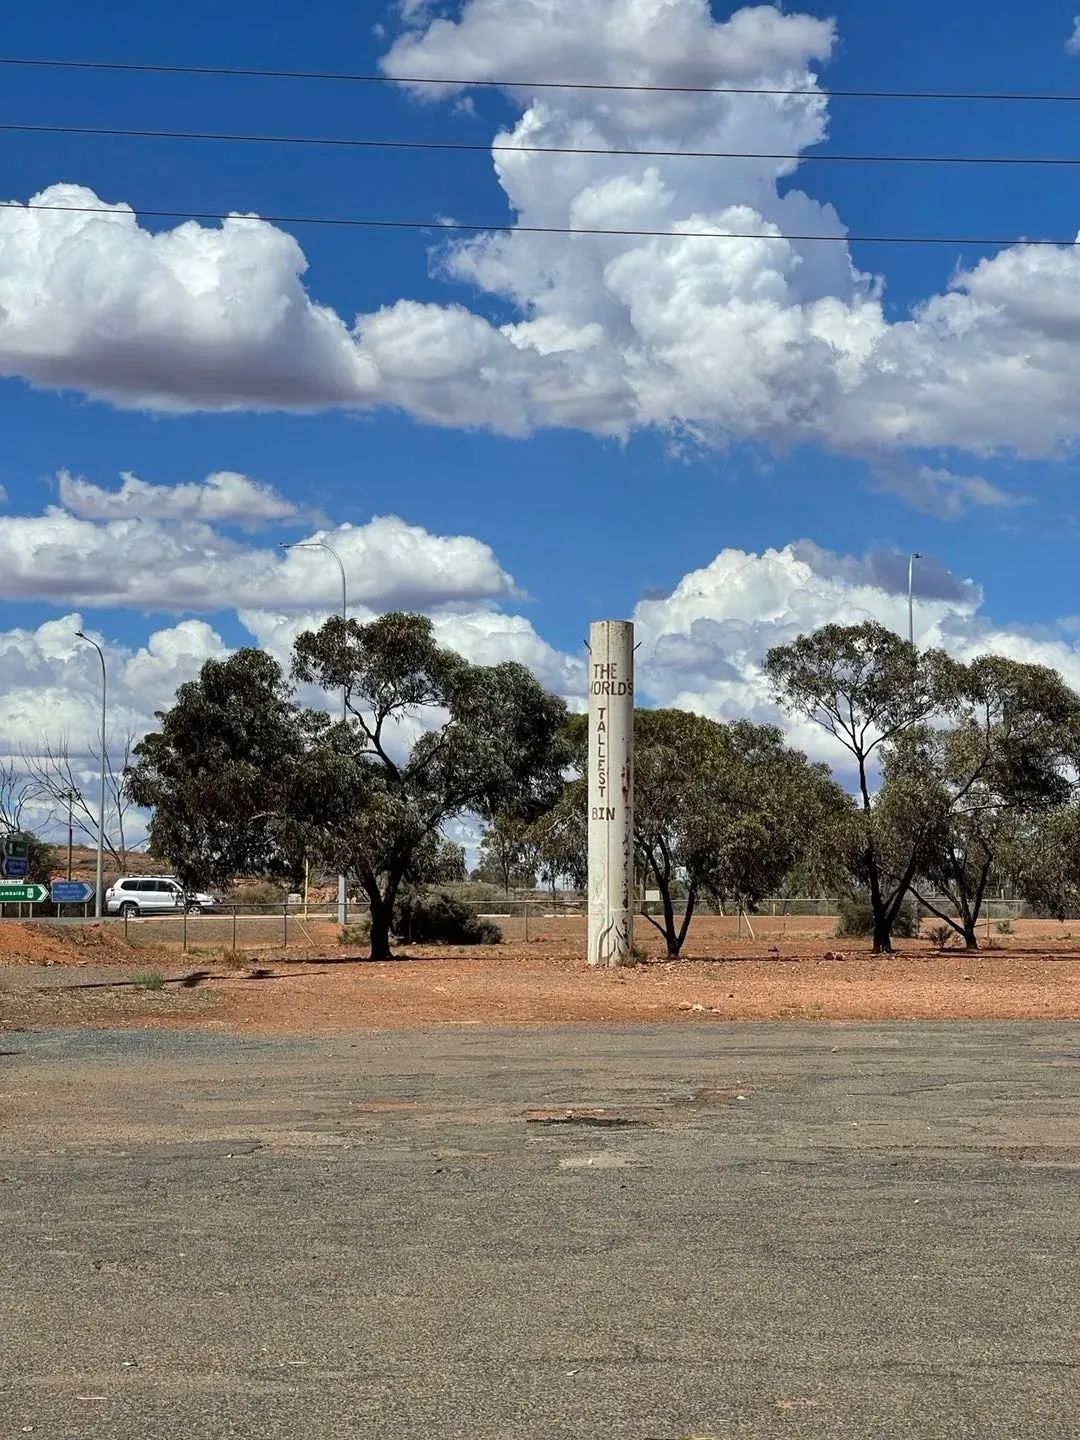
[283,900,288,950]
[524,898,530,944]
[182,904,188,955]
[124,910,129,942]
[232,905,238,953]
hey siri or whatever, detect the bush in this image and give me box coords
[835,892,919,941]
[132,971,166,991]
[441,880,503,904]
[339,919,371,947]
[927,923,953,950]
[996,918,1013,936]
[394,892,502,946]
[227,880,286,908]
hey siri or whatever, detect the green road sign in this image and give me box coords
[0,883,48,904]
[2,838,28,859]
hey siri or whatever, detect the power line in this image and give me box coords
[2,53,1080,103]
[4,118,1080,167]
[4,198,1078,249]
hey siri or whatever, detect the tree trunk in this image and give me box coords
[369,898,394,960]
[871,915,894,955]
[659,880,680,958]
[674,887,697,957]
[962,923,979,950]
[866,854,893,955]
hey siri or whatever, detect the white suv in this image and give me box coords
[105,877,208,918]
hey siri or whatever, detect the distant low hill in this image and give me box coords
[46,845,173,884]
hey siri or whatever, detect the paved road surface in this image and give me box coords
[1,1023,1077,1438]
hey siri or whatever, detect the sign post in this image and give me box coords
[0,883,48,905]
[587,620,635,967]
[50,881,95,906]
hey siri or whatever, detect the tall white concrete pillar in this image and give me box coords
[587,620,634,967]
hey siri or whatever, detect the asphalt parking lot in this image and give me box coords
[1,1023,1077,1438]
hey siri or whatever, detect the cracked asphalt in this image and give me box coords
[1,1023,1078,1438]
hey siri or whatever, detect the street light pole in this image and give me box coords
[75,631,107,919]
[281,540,349,927]
[908,551,923,648]
[63,788,79,880]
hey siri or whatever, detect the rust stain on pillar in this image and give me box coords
[587,620,634,967]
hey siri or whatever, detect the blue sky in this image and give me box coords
[5,0,1080,776]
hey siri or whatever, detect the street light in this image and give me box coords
[280,539,348,927]
[61,788,80,881]
[75,630,107,919]
[908,551,923,649]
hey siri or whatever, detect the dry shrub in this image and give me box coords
[836,892,919,941]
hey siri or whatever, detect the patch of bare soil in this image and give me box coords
[0,973,216,1031]
[198,940,1080,1033]
[0,921,169,968]
[1,921,1078,1033]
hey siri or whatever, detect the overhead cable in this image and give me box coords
[5,118,1080,167]
[2,53,1080,103]
[5,198,1078,248]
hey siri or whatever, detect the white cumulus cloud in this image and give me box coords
[1067,16,1080,54]
[5,4,1080,478]
[0,613,227,758]
[57,469,301,526]
[0,507,517,614]
[633,540,1080,765]
[0,185,377,413]
[7,532,1080,833]
[240,603,583,701]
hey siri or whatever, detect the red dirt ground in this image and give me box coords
[2,919,1077,1030]
[0,921,151,967]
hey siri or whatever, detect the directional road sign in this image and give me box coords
[2,856,29,878]
[0,883,48,904]
[2,837,28,859]
[50,880,95,905]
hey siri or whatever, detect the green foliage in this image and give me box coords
[882,656,1080,947]
[767,623,965,954]
[444,879,502,903]
[394,892,502,946]
[23,833,56,885]
[764,623,961,757]
[996,918,1013,935]
[529,769,588,894]
[127,648,312,889]
[1008,805,1080,920]
[836,892,919,941]
[632,708,850,957]
[290,613,567,958]
[339,920,372,947]
[130,614,567,961]
[474,815,537,893]
[433,841,468,885]
[227,880,287,908]
[927,923,953,950]
[132,971,166,992]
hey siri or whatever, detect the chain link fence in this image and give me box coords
[0,891,1053,954]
